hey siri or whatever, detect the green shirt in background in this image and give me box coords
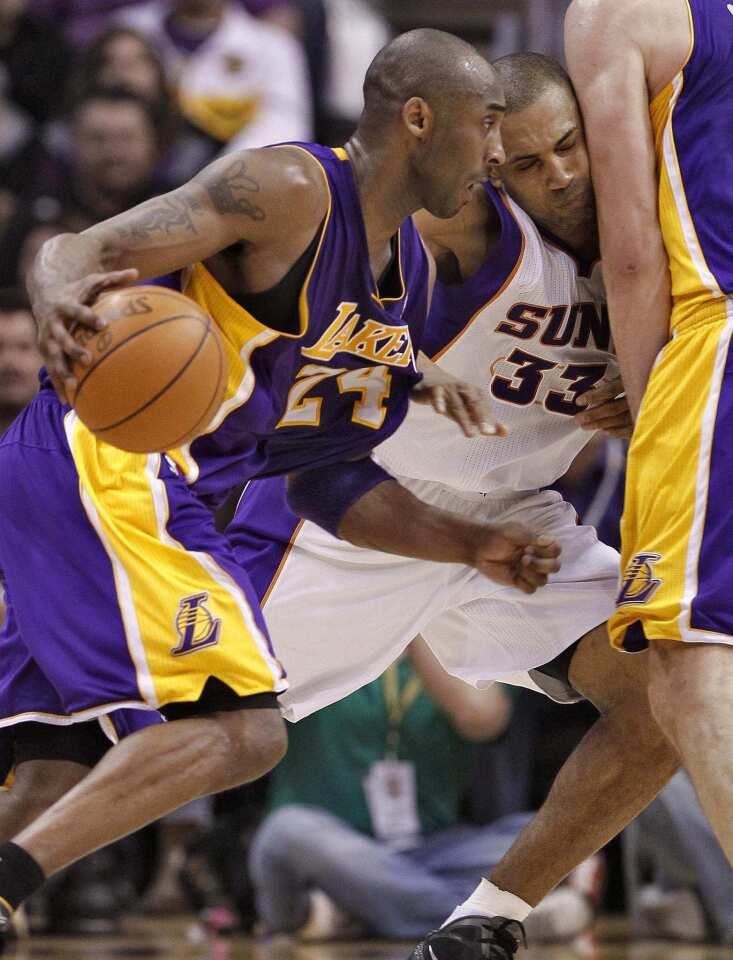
[269,660,477,837]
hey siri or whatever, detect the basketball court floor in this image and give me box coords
[3,918,730,960]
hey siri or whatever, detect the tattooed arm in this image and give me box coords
[29,146,329,398]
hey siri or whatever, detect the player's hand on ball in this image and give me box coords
[471,524,561,593]
[35,269,139,402]
[574,376,632,439]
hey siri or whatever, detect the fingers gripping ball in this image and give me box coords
[69,286,227,453]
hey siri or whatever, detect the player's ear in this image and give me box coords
[403,97,434,140]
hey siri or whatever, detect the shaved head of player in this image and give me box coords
[355,29,506,220]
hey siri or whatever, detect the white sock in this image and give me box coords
[442,879,532,927]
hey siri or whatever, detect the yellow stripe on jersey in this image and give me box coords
[66,413,282,706]
[168,146,334,483]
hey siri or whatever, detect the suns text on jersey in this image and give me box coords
[497,301,610,351]
[302,301,415,368]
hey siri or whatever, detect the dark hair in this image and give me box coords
[491,52,575,114]
[72,27,177,150]
[79,26,169,97]
[0,288,31,314]
[71,84,165,146]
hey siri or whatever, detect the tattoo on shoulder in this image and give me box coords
[114,196,202,241]
[204,159,266,221]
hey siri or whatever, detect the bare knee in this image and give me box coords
[570,623,651,716]
[198,707,287,793]
[570,626,679,771]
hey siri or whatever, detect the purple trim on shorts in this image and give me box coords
[228,476,301,604]
[690,333,733,635]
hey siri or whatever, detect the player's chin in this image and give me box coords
[431,188,472,219]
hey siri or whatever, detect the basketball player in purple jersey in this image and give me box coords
[0,30,561,932]
[567,0,733,868]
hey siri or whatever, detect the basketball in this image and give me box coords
[69,285,227,453]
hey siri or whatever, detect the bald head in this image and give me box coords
[492,52,574,115]
[361,28,499,130]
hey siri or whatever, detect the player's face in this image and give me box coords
[495,85,595,241]
[0,312,41,410]
[420,85,506,220]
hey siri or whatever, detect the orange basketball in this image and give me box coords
[70,285,227,453]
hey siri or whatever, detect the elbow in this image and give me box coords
[602,239,668,282]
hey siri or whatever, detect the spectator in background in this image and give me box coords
[250,639,590,946]
[74,25,170,102]
[0,86,167,285]
[0,0,70,234]
[30,0,300,48]
[72,26,211,185]
[320,0,390,141]
[0,0,69,124]
[0,289,40,435]
[119,0,312,151]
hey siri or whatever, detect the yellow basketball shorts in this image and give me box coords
[610,307,733,651]
[0,401,286,733]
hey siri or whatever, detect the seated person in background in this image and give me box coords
[250,639,590,945]
[623,770,733,945]
[119,0,312,150]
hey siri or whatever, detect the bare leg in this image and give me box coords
[14,707,286,877]
[647,640,733,863]
[490,624,679,905]
[0,760,88,840]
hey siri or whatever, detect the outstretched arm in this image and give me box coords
[287,460,561,595]
[29,147,328,398]
[565,0,670,419]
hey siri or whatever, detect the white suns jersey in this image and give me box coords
[375,184,618,495]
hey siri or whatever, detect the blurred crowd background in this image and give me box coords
[0,0,731,949]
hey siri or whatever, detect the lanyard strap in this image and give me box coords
[383,664,422,734]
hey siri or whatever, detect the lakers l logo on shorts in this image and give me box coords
[172,593,222,656]
[617,553,662,607]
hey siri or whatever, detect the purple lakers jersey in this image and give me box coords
[167,143,429,501]
[652,0,733,332]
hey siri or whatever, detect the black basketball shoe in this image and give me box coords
[408,916,526,960]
